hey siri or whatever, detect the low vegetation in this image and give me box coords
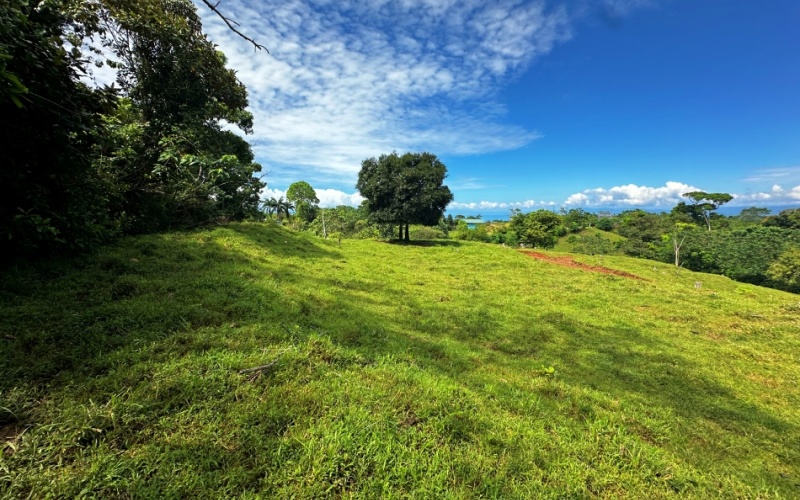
[2,223,799,497]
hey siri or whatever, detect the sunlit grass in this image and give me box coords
[1,222,798,497]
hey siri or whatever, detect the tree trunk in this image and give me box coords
[404,224,410,242]
[398,224,402,240]
[673,234,686,267]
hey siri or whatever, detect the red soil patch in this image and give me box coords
[522,251,648,281]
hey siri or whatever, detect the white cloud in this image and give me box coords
[741,166,800,183]
[564,181,699,207]
[195,0,573,185]
[734,184,800,204]
[260,187,286,201]
[260,187,363,208]
[561,181,800,208]
[314,188,365,207]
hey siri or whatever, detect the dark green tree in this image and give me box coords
[738,207,771,224]
[763,208,800,230]
[286,181,320,224]
[0,0,266,256]
[95,0,263,232]
[681,191,733,231]
[509,210,564,248]
[0,0,118,255]
[767,248,800,293]
[356,152,453,242]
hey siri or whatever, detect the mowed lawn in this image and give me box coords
[1,223,798,498]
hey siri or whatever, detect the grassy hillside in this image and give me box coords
[1,223,799,498]
[554,227,627,254]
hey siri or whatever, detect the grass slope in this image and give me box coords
[553,227,626,254]
[1,223,799,498]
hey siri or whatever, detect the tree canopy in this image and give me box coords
[679,191,733,231]
[356,152,453,241]
[0,0,265,257]
[286,181,320,223]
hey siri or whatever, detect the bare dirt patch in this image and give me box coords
[522,251,648,281]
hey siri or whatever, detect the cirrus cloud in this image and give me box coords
[196,0,574,186]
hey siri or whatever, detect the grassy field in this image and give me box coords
[1,223,799,498]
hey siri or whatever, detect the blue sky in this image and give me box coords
[196,0,800,216]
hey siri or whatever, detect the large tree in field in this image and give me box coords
[680,191,733,231]
[356,152,453,242]
[286,181,320,223]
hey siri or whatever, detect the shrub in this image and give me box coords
[767,248,800,293]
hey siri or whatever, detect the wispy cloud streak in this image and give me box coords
[197,0,571,185]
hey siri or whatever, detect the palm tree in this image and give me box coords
[275,197,294,221]
[262,197,279,218]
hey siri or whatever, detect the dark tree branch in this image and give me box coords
[200,0,269,52]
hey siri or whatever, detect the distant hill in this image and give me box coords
[1,223,798,497]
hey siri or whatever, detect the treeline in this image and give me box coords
[1,0,263,259]
[447,206,800,294]
[282,193,799,293]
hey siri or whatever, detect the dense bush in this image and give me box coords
[767,248,800,293]
[0,0,264,260]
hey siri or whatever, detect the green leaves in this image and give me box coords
[357,152,453,241]
[509,209,564,249]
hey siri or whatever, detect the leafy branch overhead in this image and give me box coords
[199,0,268,52]
[0,0,265,256]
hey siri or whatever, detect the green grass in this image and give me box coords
[554,227,626,254]
[1,222,799,498]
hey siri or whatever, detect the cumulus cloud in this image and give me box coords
[734,184,800,204]
[564,181,699,207]
[562,181,800,208]
[196,0,574,185]
[314,188,365,208]
[260,187,363,208]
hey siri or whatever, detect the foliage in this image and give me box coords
[766,248,800,293]
[508,209,564,248]
[1,224,799,496]
[0,0,265,259]
[737,207,771,224]
[451,221,492,242]
[263,197,294,222]
[356,152,453,242]
[94,0,263,233]
[561,208,598,233]
[0,0,118,255]
[560,231,621,255]
[678,226,800,285]
[306,205,373,239]
[680,191,733,231]
[286,181,320,224]
[615,210,670,260]
[763,208,800,230]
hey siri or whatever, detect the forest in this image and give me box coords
[1,0,264,258]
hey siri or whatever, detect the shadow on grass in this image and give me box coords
[382,239,463,247]
[0,225,343,391]
[226,223,344,260]
[313,282,794,440]
[0,223,796,496]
